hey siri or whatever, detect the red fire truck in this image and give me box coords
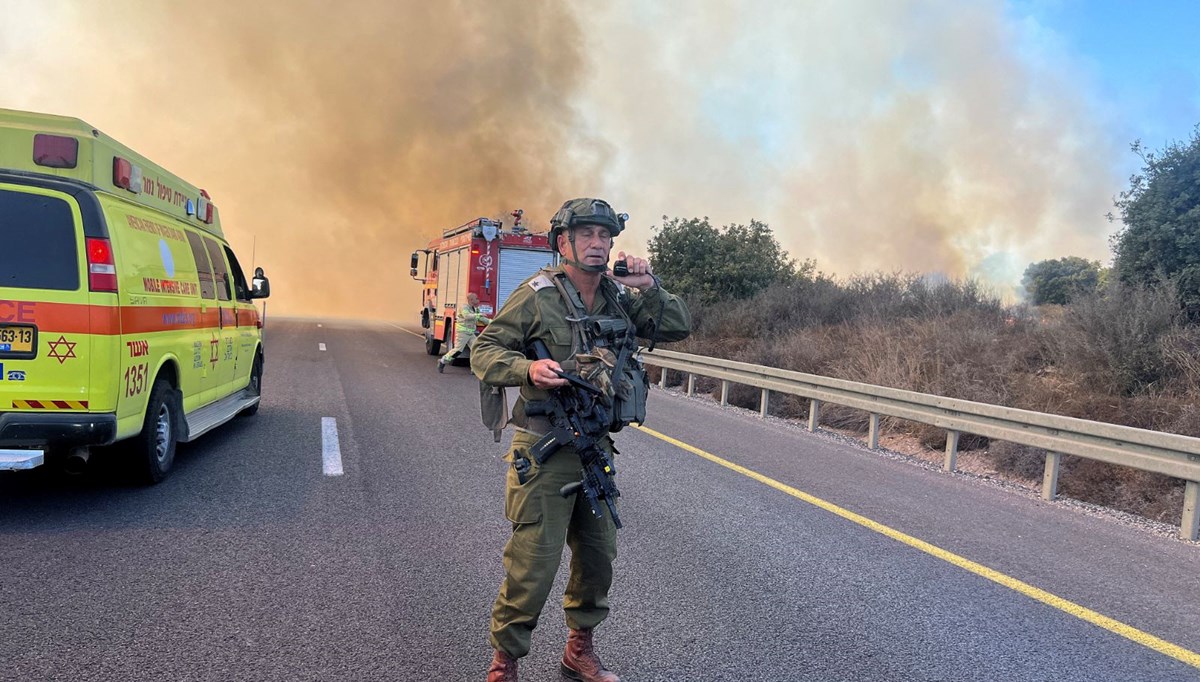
[410,210,555,360]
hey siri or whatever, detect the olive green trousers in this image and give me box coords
[490,431,618,658]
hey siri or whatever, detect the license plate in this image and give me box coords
[0,324,37,358]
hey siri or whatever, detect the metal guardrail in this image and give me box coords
[640,348,1200,541]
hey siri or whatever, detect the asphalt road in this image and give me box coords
[1,318,1197,681]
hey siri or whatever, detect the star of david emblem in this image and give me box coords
[47,335,78,365]
[210,334,220,367]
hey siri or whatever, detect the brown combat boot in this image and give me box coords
[561,628,620,682]
[487,649,518,682]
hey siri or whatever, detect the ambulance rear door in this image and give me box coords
[0,180,95,414]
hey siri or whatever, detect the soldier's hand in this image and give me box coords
[608,251,657,290]
[529,359,569,388]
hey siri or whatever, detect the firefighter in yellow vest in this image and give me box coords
[439,292,492,372]
[472,198,691,682]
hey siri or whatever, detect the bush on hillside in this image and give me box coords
[667,270,1200,525]
[1110,126,1200,318]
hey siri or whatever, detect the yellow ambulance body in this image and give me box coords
[0,108,271,482]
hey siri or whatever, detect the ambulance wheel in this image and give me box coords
[425,335,441,355]
[134,379,178,484]
[240,352,263,417]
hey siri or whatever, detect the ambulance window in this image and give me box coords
[204,238,231,301]
[224,246,250,301]
[0,189,80,291]
[185,230,216,299]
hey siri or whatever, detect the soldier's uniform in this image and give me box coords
[471,263,691,660]
[440,304,492,368]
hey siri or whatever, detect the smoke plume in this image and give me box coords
[1,0,600,318]
[1,1,1126,312]
[580,1,1122,296]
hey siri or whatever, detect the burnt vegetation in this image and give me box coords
[649,128,1200,526]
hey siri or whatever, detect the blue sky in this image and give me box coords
[1011,0,1200,155]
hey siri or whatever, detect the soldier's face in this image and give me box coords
[565,224,612,267]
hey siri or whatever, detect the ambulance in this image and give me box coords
[0,108,271,483]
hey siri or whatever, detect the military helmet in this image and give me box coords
[548,198,628,255]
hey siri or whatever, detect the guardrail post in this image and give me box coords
[1042,452,1062,501]
[760,389,770,418]
[808,399,821,432]
[868,414,880,450]
[1183,481,1199,541]
[720,380,729,406]
[659,368,667,389]
[687,374,696,397]
[944,430,960,472]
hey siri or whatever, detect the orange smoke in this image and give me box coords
[2,0,602,319]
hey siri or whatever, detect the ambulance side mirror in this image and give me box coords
[251,266,271,299]
[410,252,420,279]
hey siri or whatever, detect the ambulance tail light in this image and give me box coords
[112,157,143,194]
[86,237,118,293]
[33,134,79,168]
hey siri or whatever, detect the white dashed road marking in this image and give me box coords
[318,343,327,351]
[321,417,343,476]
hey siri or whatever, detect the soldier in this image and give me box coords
[439,292,492,372]
[472,198,691,682]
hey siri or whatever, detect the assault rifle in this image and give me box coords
[521,339,623,529]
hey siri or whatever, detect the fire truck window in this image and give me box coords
[224,245,250,301]
[432,254,439,272]
[185,230,216,299]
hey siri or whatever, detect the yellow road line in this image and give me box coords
[634,424,1200,670]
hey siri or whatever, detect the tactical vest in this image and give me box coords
[546,270,649,433]
[478,269,650,440]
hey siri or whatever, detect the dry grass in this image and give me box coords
[665,275,1198,525]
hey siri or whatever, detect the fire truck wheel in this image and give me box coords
[130,378,179,485]
[426,335,442,356]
